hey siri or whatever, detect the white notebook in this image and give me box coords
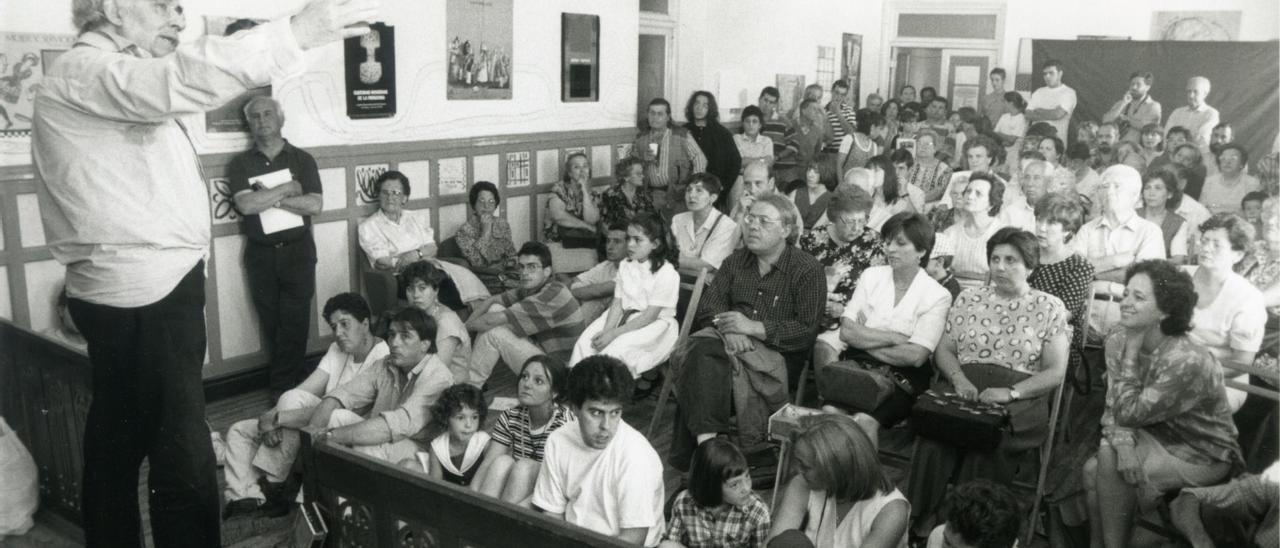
[250,169,304,235]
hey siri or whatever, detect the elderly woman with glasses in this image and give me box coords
[358,170,490,304]
[454,181,518,294]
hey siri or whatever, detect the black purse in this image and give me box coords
[557,227,598,249]
[910,363,1030,452]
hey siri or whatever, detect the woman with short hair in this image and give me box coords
[544,152,600,244]
[908,227,1069,537]
[597,156,657,231]
[734,105,775,168]
[454,180,518,294]
[941,173,1007,289]
[1084,260,1242,548]
[1030,192,1096,380]
[1201,143,1261,215]
[904,129,952,204]
[1136,170,1190,263]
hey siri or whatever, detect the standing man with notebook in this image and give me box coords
[230,95,324,401]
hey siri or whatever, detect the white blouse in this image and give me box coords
[841,266,952,351]
[614,260,680,320]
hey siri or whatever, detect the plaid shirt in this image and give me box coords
[498,280,585,362]
[664,490,770,548]
[695,246,826,355]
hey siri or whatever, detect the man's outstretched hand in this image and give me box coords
[291,0,381,50]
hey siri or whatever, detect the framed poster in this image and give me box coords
[0,32,75,139]
[561,13,600,102]
[841,33,862,107]
[775,74,805,120]
[447,0,513,100]
[345,23,397,119]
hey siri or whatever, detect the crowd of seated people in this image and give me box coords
[205,62,1280,548]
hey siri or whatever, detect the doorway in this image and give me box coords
[890,46,996,107]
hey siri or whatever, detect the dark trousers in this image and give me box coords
[69,262,219,548]
[670,337,735,470]
[245,237,317,392]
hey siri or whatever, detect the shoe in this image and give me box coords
[222,498,264,520]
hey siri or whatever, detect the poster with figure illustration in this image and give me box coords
[0,32,74,139]
[447,0,513,100]
[841,33,862,108]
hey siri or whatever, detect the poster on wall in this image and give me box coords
[447,0,513,100]
[561,13,599,102]
[345,23,397,119]
[506,151,530,188]
[204,17,271,133]
[1152,11,1240,41]
[439,157,468,195]
[840,33,862,107]
[775,74,805,120]
[0,32,75,139]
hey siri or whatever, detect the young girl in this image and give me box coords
[569,213,681,379]
[661,439,771,548]
[472,356,575,504]
[419,384,490,488]
[789,158,835,230]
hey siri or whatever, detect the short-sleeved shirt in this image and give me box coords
[1027,84,1077,139]
[762,113,796,165]
[1071,212,1165,295]
[841,266,951,351]
[597,183,657,229]
[1199,173,1261,216]
[798,226,886,308]
[573,261,620,288]
[358,209,434,266]
[672,209,739,270]
[1184,267,1267,364]
[944,218,1008,289]
[945,286,1069,375]
[432,308,472,383]
[496,280,585,362]
[532,420,665,546]
[544,180,589,242]
[227,141,323,245]
[615,260,680,319]
[491,404,575,461]
[327,354,455,442]
[1028,254,1095,372]
[1165,105,1220,149]
[664,490,770,548]
[734,133,775,163]
[315,340,390,395]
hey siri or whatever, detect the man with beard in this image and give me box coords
[1103,71,1162,144]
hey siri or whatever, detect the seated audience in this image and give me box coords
[473,356,575,505]
[866,155,919,231]
[1172,143,1209,200]
[908,228,1069,536]
[1162,164,1214,246]
[463,242,585,386]
[817,213,950,448]
[402,261,473,385]
[1138,123,1164,166]
[223,293,389,519]
[671,194,825,469]
[880,100,902,146]
[1238,197,1280,469]
[686,91,743,210]
[1072,165,1165,340]
[769,415,910,547]
[942,173,1007,289]
[1029,193,1094,380]
[545,152,601,246]
[532,355,665,546]
[925,233,962,301]
[571,214,680,378]
[1165,76,1220,150]
[661,439,771,548]
[925,480,1022,548]
[736,105,776,167]
[937,135,1005,211]
[790,158,836,230]
[1085,260,1243,548]
[925,173,969,232]
[997,160,1048,231]
[1171,462,1279,548]
[889,149,926,212]
[904,130,952,204]
[570,223,627,325]
[838,110,886,173]
[1209,122,1234,169]
[1148,126,1191,174]
[420,384,491,488]
[633,98,707,214]
[358,170,490,303]
[597,156,657,231]
[735,160,805,237]
[1092,122,1121,170]
[1242,191,1267,238]
[1037,136,1065,173]
[306,307,454,464]
[1136,170,1190,263]
[1201,143,1260,215]
[454,181,518,294]
[1102,71,1162,144]
[1065,141,1102,217]
[1185,213,1267,412]
[673,173,740,272]
[800,192,885,344]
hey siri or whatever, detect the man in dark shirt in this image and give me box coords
[229,96,323,399]
[670,193,825,469]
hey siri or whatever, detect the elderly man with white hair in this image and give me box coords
[30,0,377,545]
[998,160,1058,231]
[1071,165,1166,340]
[1164,76,1221,152]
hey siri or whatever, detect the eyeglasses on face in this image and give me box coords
[743,213,782,227]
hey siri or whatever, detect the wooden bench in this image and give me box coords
[298,435,633,547]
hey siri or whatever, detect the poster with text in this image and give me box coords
[345,23,397,118]
[0,32,75,139]
[841,33,863,108]
[447,0,513,100]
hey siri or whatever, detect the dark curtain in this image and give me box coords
[1031,40,1279,158]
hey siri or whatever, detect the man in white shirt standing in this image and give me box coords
[533,355,665,546]
[1071,165,1166,340]
[1026,59,1077,140]
[1165,76,1220,153]
[30,1,376,545]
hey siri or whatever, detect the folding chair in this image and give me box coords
[1023,378,1069,547]
[647,268,709,438]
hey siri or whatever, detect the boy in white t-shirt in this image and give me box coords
[532,355,665,546]
[1026,59,1077,140]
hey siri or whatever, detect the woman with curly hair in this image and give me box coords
[686,90,742,210]
[1084,260,1243,548]
[420,384,492,487]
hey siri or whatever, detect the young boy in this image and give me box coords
[926,233,962,302]
[1243,191,1267,239]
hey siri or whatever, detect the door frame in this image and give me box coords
[881,1,1006,98]
[639,7,678,113]
[942,49,998,107]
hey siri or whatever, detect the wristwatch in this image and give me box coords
[1008,388,1022,401]
[416,249,425,260]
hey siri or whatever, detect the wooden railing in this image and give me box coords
[298,435,633,548]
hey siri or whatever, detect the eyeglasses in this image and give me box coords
[743,214,782,227]
[517,263,545,272]
[380,189,405,197]
[832,217,864,227]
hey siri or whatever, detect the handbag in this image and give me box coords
[817,358,910,413]
[910,363,1031,452]
[558,227,598,249]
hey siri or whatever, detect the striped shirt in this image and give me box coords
[491,404,575,461]
[761,114,795,165]
[498,279,585,362]
[822,102,857,153]
[631,127,707,190]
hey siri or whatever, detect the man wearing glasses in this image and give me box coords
[229,95,324,401]
[669,193,826,471]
